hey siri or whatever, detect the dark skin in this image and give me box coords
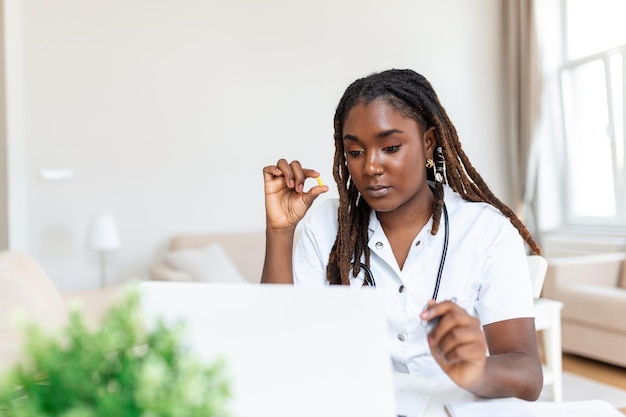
[261,99,543,400]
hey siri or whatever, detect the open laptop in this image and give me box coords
[138,282,399,417]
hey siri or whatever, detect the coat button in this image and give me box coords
[375,242,383,249]
[397,333,406,342]
[399,285,405,293]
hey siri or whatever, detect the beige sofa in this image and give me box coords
[543,252,626,367]
[0,251,122,372]
[150,232,266,284]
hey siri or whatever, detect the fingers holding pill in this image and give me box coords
[262,158,328,230]
[269,159,326,193]
[276,159,302,190]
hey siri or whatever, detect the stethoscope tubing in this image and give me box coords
[355,203,449,302]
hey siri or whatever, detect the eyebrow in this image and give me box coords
[343,129,405,141]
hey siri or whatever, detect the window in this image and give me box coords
[558,0,626,226]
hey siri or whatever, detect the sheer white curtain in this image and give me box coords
[533,1,568,238]
[502,0,542,243]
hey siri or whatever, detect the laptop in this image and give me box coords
[138,281,399,417]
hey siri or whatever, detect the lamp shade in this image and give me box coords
[86,214,120,251]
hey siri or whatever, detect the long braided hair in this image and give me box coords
[326,69,541,285]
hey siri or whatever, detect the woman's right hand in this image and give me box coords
[262,159,328,231]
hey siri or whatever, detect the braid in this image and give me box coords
[328,117,373,285]
[326,69,541,285]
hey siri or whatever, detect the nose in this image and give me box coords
[364,151,383,176]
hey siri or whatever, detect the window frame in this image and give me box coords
[557,7,626,228]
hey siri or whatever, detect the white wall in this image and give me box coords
[7,0,506,289]
[0,6,6,249]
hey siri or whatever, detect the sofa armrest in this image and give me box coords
[543,252,626,297]
[149,263,193,282]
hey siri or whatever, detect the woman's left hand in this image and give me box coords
[420,300,488,390]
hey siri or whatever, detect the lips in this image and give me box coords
[365,185,390,198]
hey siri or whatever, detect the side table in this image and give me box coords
[534,297,564,401]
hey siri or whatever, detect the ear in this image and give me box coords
[423,127,437,159]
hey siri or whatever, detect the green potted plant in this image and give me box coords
[0,290,232,417]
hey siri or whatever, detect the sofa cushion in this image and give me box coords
[559,283,626,333]
[164,243,247,284]
[619,258,626,289]
[169,233,265,283]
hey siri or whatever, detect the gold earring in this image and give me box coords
[425,159,434,168]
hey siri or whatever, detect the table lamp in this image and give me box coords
[86,214,120,287]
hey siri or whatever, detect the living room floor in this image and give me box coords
[563,353,626,413]
[563,353,626,390]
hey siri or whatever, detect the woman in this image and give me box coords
[261,69,543,400]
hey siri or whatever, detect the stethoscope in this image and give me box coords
[353,203,449,302]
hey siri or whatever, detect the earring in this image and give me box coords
[426,158,438,181]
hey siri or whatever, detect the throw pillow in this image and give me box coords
[164,244,247,284]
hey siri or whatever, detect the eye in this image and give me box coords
[347,149,364,157]
[383,145,401,153]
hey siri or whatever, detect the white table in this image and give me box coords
[533,297,564,401]
[394,372,475,416]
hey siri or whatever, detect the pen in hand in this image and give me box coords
[421,297,457,334]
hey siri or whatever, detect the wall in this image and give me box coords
[5,0,507,289]
[3,0,27,252]
[0,1,7,249]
